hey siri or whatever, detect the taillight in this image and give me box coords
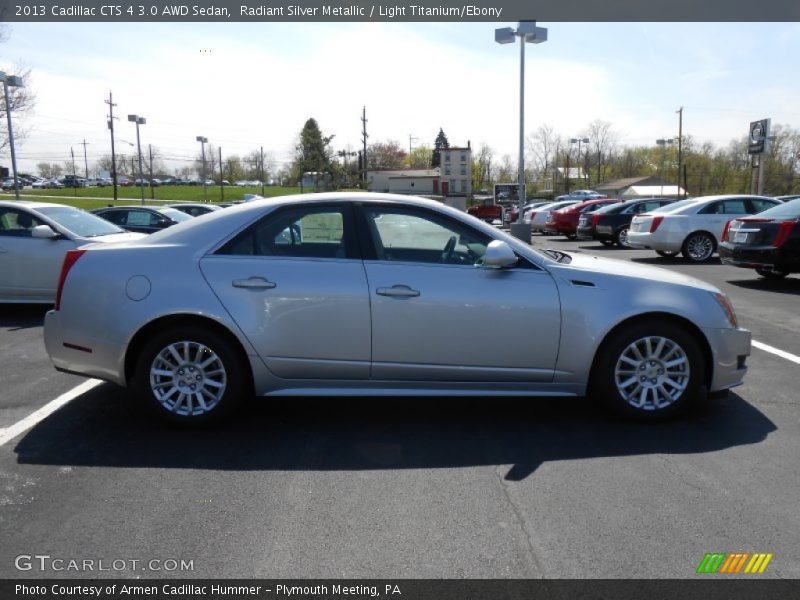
[722,220,733,242]
[773,221,798,248]
[55,249,87,311]
[650,216,664,233]
[592,214,601,227]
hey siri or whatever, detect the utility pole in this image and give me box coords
[70,147,78,195]
[260,146,265,196]
[105,91,118,201]
[408,134,417,156]
[80,139,90,179]
[219,146,224,202]
[148,144,154,200]
[361,106,368,188]
[676,107,683,198]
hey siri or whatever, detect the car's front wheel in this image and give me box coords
[592,320,705,419]
[132,326,247,425]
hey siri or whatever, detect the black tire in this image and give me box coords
[681,232,716,263]
[566,232,578,240]
[614,225,632,248]
[131,325,247,426]
[591,320,706,419]
[656,250,680,258]
[755,266,789,280]
[599,239,615,247]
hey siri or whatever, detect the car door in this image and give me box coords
[696,199,750,240]
[0,207,76,300]
[357,203,561,382]
[199,203,371,380]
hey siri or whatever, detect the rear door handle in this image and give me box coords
[232,277,276,290]
[376,285,420,298]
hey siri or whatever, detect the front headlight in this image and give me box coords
[711,291,738,328]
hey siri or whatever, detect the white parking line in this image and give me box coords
[0,379,102,448]
[752,340,800,365]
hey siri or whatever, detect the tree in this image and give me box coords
[527,124,558,181]
[0,26,35,154]
[223,155,246,182]
[291,118,335,184]
[471,143,494,191]
[367,140,406,169]
[195,143,219,181]
[586,120,617,185]
[37,162,63,179]
[431,128,450,168]
[404,146,433,169]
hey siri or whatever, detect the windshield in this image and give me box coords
[158,207,193,222]
[593,202,625,214]
[749,198,800,218]
[36,206,126,237]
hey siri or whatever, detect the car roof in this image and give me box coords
[0,200,72,210]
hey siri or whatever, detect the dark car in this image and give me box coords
[577,198,677,248]
[167,203,223,217]
[91,205,193,234]
[545,198,617,239]
[719,197,800,279]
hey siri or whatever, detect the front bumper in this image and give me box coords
[702,326,751,392]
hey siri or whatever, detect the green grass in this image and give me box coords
[11,184,301,202]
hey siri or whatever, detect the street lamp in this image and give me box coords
[570,137,589,188]
[656,138,674,197]
[495,21,548,242]
[128,114,146,205]
[196,136,208,202]
[0,72,24,201]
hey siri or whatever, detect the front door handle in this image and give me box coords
[232,277,276,290]
[376,285,420,298]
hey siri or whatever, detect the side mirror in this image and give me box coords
[480,240,518,269]
[31,224,59,239]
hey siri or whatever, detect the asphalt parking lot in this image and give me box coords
[0,236,798,579]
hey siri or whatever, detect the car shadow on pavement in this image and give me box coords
[14,385,776,481]
[632,256,723,266]
[727,277,800,296]
[0,304,50,331]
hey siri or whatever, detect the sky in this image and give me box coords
[3,21,800,176]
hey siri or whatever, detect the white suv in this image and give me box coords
[627,195,780,262]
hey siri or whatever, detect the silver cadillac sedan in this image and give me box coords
[44,193,751,424]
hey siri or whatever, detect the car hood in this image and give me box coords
[76,231,147,243]
[554,251,719,292]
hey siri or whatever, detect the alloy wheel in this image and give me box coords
[614,336,690,411]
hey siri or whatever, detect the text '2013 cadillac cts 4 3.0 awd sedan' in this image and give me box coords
[44,193,751,425]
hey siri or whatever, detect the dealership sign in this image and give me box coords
[494,183,520,205]
[748,118,771,155]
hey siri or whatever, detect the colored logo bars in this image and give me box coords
[696,552,773,574]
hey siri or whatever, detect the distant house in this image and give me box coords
[367,141,472,197]
[594,176,674,198]
[620,184,686,199]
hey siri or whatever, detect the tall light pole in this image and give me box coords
[676,107,684,198]
[1,72,24,201]
[656,138,674,197]
[570,137,589,188]
[495,21,548,242]
[128,114,146,205]
[196,136,208,202]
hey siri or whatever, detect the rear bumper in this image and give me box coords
[719,243,796,270]
[702,326,751,392]
[626,231,683,252]
[44,310,127,386]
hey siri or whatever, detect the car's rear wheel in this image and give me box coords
[682,232,716,262]
[615,225,632,248]
[755,266,789,279]
[592,320,705,419]
[565,232,577,240]
[656,250,680,258]
[132,326,246,425]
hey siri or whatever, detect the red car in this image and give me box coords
[545,198,617,239]
[467,200,503,223]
